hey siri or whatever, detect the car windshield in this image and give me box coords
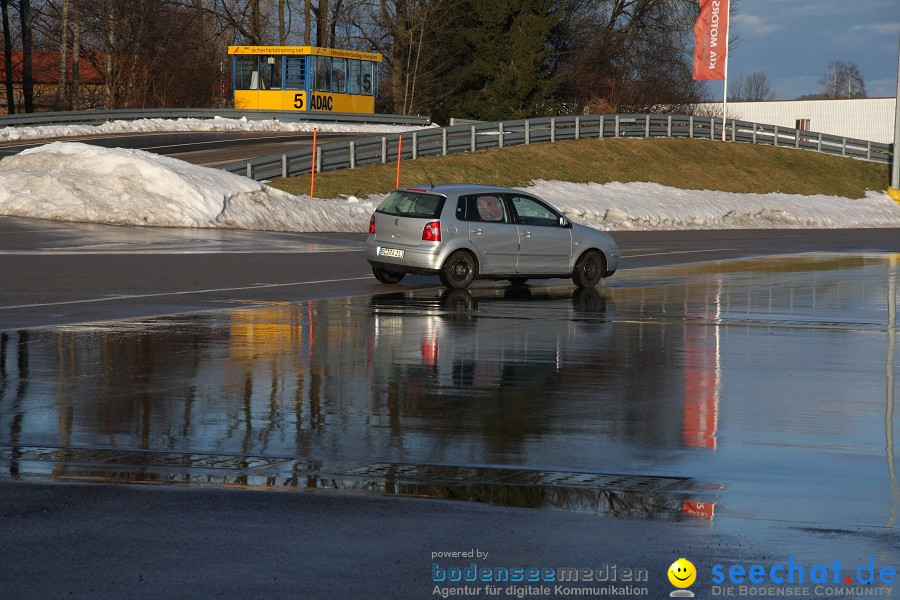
[376,191,445,219]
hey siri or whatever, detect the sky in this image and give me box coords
[708,0,900,100]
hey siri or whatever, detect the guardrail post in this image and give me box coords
[817,133,822,152]
[246,162,252,178]
[499,122,504,149]
[774,127,779,147]
[689,116,694,139]
[412,132,418,159]
[614,115,620,138]
[349,142,356,169]
[710,118,715,141]
[575,116,581,140]
[281,154,288,178]
[471,125,476,152]
[867,141,872,160]
[550,117,556,143]
[645,115,650,138]
[731,121,736,142]
[795,130,800,149]
[316,147,322,173]
[599,116,604,139]
[525,120,531,145]
[381,137,387,163]
[667,115,672,138]
[842,138,846,156]
[752,124,757,145]
[442,129,448,155]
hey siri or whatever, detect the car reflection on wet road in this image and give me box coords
[0,253,897,529]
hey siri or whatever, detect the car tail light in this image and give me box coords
[369,214,376,234]
[422,221,441,242]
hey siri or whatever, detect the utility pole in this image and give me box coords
[891,30,900,202]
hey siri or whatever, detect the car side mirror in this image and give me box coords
[559,216,572,228]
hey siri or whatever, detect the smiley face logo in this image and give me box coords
[668,558,697,589]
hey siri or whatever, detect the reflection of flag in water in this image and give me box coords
[683,500,715,520]
[682,323,719,449]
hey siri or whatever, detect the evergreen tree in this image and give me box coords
[451,0,560,120]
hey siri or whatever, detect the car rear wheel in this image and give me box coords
[440,250,477,289]
[372,267,405,284]
[572,250,605,288]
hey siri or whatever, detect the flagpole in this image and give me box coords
[722,0,730,142]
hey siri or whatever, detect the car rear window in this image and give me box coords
[376,191,445,219]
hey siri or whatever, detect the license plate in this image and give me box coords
[377,247,405,259]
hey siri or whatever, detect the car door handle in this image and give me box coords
[471,228,483,235]
[520,231,532,238]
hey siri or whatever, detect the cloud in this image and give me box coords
[732,14,783,37]
[850,22,900,35]
[765,0,896,17]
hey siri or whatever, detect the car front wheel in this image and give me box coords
[440,250,477,289]
[572,250,605,288]
[372,267,405,284]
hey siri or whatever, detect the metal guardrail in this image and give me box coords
[220,114,893,182]
[0,108,432,127]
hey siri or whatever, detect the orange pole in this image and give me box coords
[395,134,403,188]
[310,128,318,200]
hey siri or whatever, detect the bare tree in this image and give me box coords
[347,0,466,117]
[819,60,867,99]
[54,0,69,109]
[1,0,13,113]
[213,0,271,44]
[304,0,311,43]
[553,0,709,114]
[70,0,79,109]
[728,71,775,101]
[20,0,34,112]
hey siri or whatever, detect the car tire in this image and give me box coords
[439,250,477,289]
[508,277,529,286]
[372,267,405,284]
[572,250,605,288]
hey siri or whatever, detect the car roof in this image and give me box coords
[399,184,517,196]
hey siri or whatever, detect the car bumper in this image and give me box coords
[365,238,444,274]
[606,250,619,277]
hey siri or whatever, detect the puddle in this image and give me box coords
[0,253,897,526]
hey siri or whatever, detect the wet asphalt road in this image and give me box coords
[0,131,359,166]
[2,215,899,330]
[0,217,899,598]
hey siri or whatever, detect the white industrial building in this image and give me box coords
[694,98,895,144]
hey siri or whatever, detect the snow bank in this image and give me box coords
[0,141,898,232]
[528,180,900,230]
[0,142,373,231]
[0,116,431,144]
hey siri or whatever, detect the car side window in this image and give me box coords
[460,194,509,223]
[456,197,468,221]
[508,195,560,227]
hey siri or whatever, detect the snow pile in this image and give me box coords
[0,116,431,143]
[0,142,373,231]
[0,142,898,232]
[529,180,900,230]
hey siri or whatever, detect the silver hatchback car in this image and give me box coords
[365,184,619,289]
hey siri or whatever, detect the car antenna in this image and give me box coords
[418,160,435,189]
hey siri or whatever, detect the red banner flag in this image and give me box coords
[693,0,729,80]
